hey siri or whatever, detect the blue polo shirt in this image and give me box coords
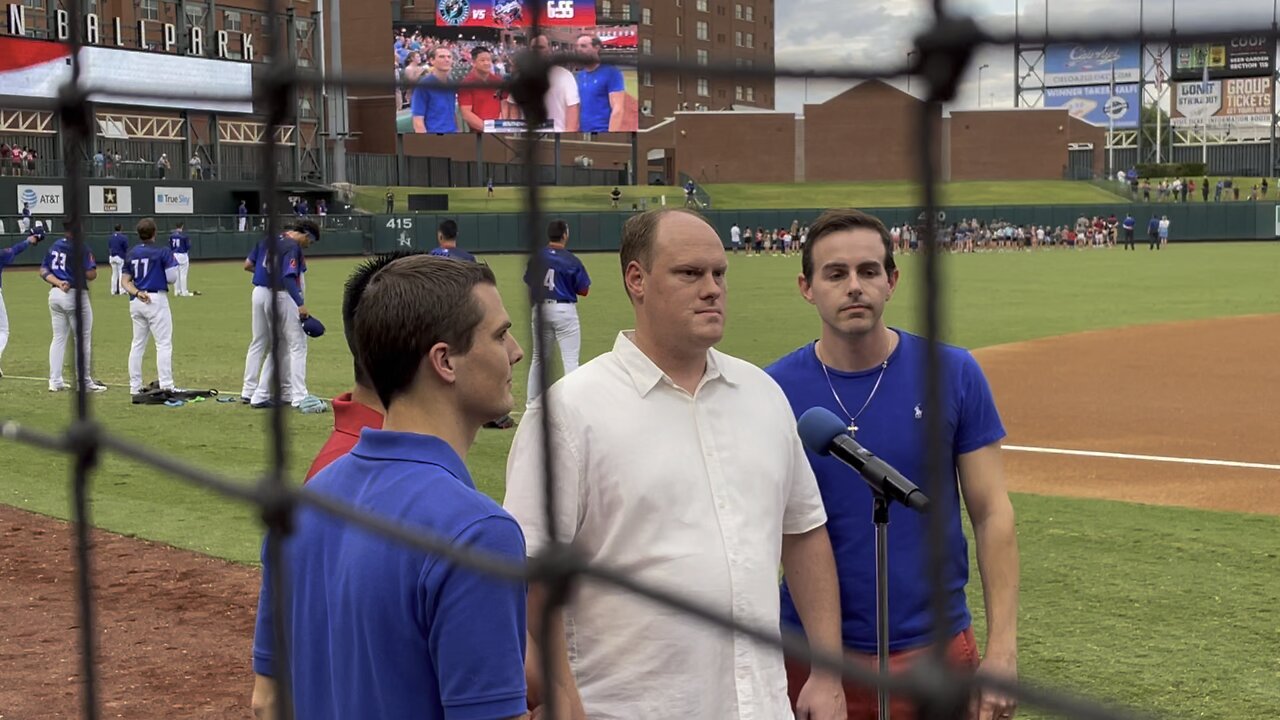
[766,330,1005,653]
[575,64,625,132]
[252,429,529,720]
[411,74,460,134]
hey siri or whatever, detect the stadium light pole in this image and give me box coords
[907,50,919,94]
[978,63,990,107]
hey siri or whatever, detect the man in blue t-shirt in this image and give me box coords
[523,219,590,407]
[252,254,530,720]
[766,208,1019,720]
[0,230,42,378]
[429,219,476,262]
[40,223,106,392]
[1122,214,1136,250]
[573,33,627,132]
[121,218,180,394]
[108,224,129,296]
[411,47,460,134]
[168,222,193,296]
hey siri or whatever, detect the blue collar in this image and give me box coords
[349,429,472,488]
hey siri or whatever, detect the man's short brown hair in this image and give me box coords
[136,218,157,242]
[355,254,497,410]
[618,208,708,293]
[801,208,896,282]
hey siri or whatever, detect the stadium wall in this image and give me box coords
[1,202,1274,268]
[802,81,941,182]
[0,177,333,217]
[948,109,1107,181]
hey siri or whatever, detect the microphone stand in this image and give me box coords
[872,491,891,720]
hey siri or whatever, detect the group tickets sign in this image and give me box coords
[1171,77,1273,127]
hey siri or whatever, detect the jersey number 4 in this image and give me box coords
[542,269,556,291]
[131,258,151,279]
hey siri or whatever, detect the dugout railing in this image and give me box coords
[3,1,1271,719]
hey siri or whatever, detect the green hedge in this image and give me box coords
[1136,162,1208,179]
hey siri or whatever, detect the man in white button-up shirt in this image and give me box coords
[504,208,847,720]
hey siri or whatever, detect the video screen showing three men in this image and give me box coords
[393,0,639,134]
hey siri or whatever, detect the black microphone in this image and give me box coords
[797,406,930,512]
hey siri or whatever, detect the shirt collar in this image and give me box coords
[331,392,384,438]
[349,428,473,488]
[613,330,739,397]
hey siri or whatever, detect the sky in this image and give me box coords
[772,0,1280,114]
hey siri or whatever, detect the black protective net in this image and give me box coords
[4,2,1265,718]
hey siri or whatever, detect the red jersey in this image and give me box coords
[304,393,384,482]
[457,70,504,124]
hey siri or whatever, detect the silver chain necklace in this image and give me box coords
[818,342,890,437]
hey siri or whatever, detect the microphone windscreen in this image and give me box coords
[797,406,848,456]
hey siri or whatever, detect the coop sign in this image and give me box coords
[5,3,255,61]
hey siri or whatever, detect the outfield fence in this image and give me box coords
[4,2,1271,719]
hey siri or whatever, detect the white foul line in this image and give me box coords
[1004,445,1280,472]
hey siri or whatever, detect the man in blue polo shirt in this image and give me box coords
[767,208,1020,720]
[573,33,626,133]
[252,254,528,720]
[523,219,590,407]
[411,47,460,134]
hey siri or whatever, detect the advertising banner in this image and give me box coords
[0,36,253,113]
[16,184,64,215]
[1171,36,1275,80]
[1044,43,1142,87]
[1171,78,1273,127]
[154,186,194,214]
[88,186,134,214]
[1044,83,1140,128]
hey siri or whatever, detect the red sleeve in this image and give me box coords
[457,86,475,108]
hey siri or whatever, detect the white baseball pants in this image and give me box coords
[174,252,190,295]
[109,256,125,295]
[0,288,9,367]
[241,285,299,403]
[128,292,174,392]
[526,301,581,406]
[48,287,94,388]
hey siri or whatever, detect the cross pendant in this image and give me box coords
[848,421,858,437]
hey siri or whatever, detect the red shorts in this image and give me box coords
[785,627,980,720]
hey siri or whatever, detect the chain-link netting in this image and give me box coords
[3,2,1269,718]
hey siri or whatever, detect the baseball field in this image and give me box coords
[1,240,1278,718]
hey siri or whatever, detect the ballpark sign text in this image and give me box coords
[154,186,194,214]
[1172,77,1273,127]
[16,184,64,215]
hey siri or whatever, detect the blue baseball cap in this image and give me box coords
[301,315,326,338]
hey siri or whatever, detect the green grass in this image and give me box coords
[358,180,1138,214]
[1,244,1278,718]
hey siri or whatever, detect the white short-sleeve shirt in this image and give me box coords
[504,331,827,720]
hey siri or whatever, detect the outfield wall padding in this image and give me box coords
[2,203,1275,266]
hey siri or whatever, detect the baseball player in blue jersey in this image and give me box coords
[0,229,43,377]
[120,218,180,394]
[523,219,590,407]
[40,223,106,392]
[240,220,318,408]
[108,224,129,295]
[169,222,192,296]
[429,219,477,261]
